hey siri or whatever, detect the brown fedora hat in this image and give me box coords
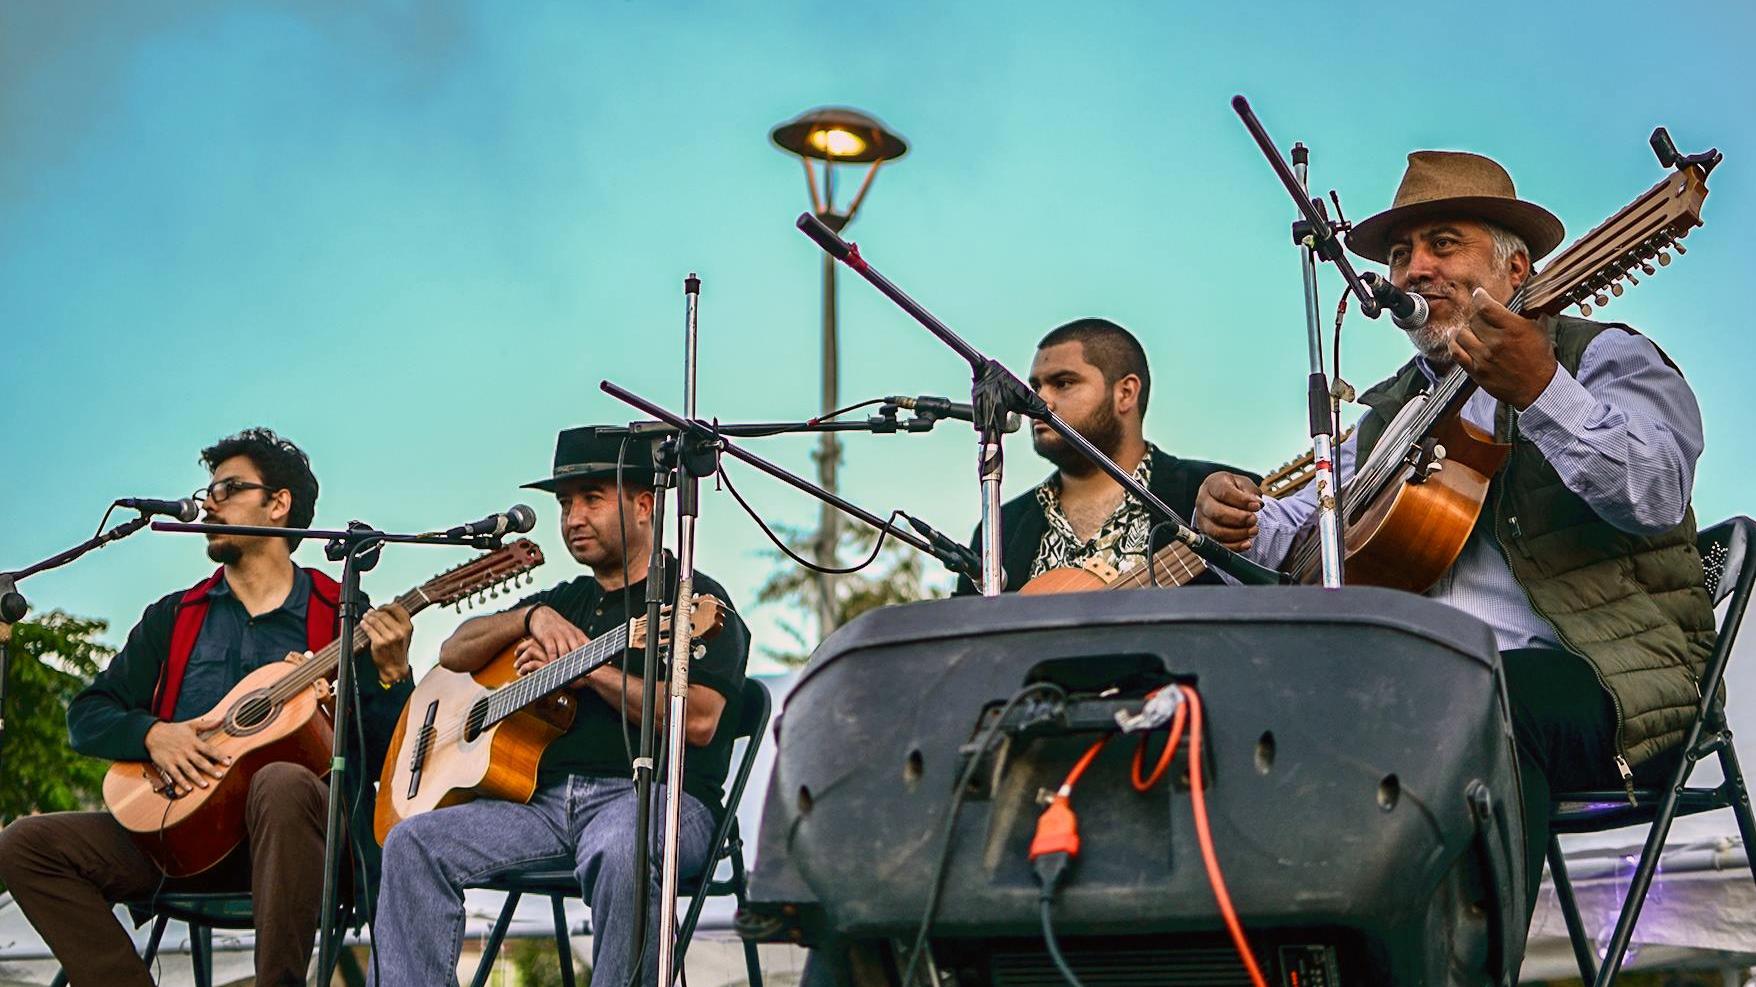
[1346,150,1565,264]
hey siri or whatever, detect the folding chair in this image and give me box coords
[466,677,772,987]
[1545,515,1756,986]
[48,892,254,987]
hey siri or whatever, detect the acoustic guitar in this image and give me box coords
[102,539,545,877]
[1283,129,1719,591]
[373,594,726,843]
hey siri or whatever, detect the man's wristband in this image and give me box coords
[523,603,550,638]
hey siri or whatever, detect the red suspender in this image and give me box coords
[152,568,226,720]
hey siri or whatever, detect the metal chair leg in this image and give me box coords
[1592,770,1695,987]
[140,913,170,966]
[550,895,577,987]
[730,851,764,987]
[1547,835,1598,985]
[190,923,214,987]
[1715,736,1756,887]
[468,891,522,987]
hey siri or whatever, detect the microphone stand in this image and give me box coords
[1290,141,1346,588]
[793,214,1283,587]
[0,512,158,756]
[656,274,709,987]
[150,518,503,982]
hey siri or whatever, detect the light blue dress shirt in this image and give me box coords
[1246,326,1705,652]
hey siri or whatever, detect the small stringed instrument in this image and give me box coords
[1018,433,1351,595]
[103,539,544,877]
[373,595,726,843]
[1283,128,1719,590]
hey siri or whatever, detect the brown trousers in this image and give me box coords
[0,761,329,987]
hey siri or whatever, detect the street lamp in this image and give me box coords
[771,106,908,636]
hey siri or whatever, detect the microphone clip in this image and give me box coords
[1290,191,1351,262]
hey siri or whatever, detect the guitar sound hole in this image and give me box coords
[464,699,490,743]
[227,691,279,736]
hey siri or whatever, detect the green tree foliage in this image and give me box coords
[0,612,113,823]
[754,522,952,665]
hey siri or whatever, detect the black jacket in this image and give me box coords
[953,448,1260,596]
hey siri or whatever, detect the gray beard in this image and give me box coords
[1406,313,1467,366]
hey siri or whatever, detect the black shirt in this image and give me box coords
[514,556,749,818]
[172,568,314,720]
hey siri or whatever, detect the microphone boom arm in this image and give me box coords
[794,214,1285,587]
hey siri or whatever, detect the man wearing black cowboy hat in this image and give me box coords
[372,426,750,987]
[1194,150,1714,929]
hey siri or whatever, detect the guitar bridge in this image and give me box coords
[407,700,440,799]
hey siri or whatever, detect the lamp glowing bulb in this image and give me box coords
[808,127,868,158]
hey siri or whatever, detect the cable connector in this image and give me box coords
[1030,794,1081,863]
[1032,848,1072,900]
[1115,687,1182,734]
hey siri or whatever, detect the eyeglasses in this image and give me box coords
[194,478,279,504]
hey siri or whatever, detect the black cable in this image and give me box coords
[813,397,888,423]
[897,681,1068,987]
[94,503,119,538]
[615,437,635,767]
[1039,899,1087,987]
[716,468,897,576]
[348,637,382,985]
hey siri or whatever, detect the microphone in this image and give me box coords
[115,497,200,522]
[1361,273,1429,331]
[444,505,537,539]
[886,395,1023,433]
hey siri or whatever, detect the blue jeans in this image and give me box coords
[371,776,714,987]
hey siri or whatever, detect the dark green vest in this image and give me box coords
[1354,315,1715,770]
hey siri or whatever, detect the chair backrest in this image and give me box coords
[1696,516,1755,717]
[716,678,773,838]
[687,677,772,884]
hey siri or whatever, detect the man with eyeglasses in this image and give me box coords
[0,427,416,987]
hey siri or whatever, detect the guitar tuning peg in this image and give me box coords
[1669,242,1685,257]
[1655,250,1671,266]
[1594,292,1610,308]
[1579,301,1593,317]
[1640,262,1656,276]
[1610,281,1625,297]
[1622,270,1638,287]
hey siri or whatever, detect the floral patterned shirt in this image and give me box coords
[1029,444,1158,580]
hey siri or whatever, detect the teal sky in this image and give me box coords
[4,1,1753,673]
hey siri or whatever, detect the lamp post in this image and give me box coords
[771,107,908,636]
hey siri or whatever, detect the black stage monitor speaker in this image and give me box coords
[743,587,1524,987]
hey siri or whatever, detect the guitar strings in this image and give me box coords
[198,555,533,743]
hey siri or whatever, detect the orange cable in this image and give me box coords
[1131,699,1188,791]
[1181,685,1268,987]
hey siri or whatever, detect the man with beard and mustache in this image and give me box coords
[371,426,749,987]
[0,427,415,987]
[953,318,1257,595]
[1193,151,1714,931]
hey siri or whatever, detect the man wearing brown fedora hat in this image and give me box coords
[371,426,750,986]
[1194,150,1714,927]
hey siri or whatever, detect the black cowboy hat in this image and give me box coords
[520,426,657,493]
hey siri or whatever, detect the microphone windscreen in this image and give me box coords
[507,504,538,533]
[796,213,852,260]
